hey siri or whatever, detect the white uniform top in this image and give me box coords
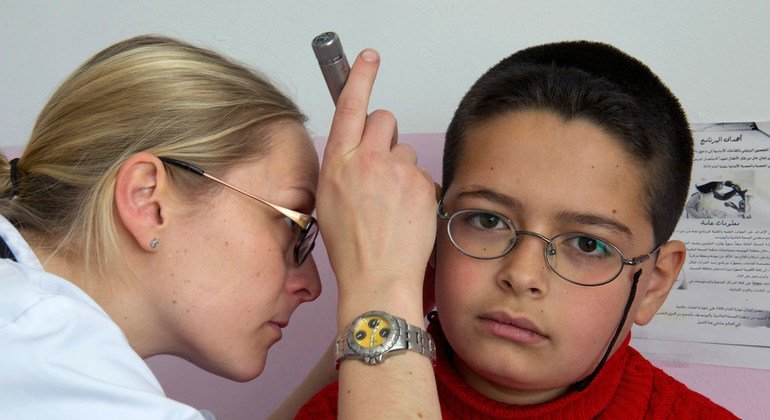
[0,216,214,419]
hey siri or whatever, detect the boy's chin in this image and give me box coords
[454,353,574,405]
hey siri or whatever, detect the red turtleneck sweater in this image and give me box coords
[297,323,735,419]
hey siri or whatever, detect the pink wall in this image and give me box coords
[142,133,767,419]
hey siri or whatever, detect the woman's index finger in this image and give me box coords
[323,49,380,161]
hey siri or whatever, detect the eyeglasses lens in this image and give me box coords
[295,219,319,265]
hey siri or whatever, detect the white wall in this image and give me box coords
[2,2,768,419]
[2,1,768,147]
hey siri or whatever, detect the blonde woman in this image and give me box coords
[0,36,439,419]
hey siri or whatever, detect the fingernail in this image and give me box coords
[361,49,379,63]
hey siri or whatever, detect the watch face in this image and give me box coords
[347,311,400,356]
[353,314,392,349]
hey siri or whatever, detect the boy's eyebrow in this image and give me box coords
[555,210,633,237]
[455,188,634,237]
[455,188,525,214]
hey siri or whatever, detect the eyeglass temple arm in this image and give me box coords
[622,245,661,266]
[158,157,313,229]
[436,200,450,220]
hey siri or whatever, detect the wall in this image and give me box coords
[2,2,768,419]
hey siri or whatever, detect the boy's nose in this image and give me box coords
[495,234,550,298]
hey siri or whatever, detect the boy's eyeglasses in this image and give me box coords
[159,157,318,266]
[437,200,658,286]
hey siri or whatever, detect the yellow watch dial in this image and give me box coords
[352,315,392,349]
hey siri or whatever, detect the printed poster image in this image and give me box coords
[633,122,770,370]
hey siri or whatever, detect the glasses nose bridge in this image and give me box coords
[510,230,557,266]
[514,230,553,248]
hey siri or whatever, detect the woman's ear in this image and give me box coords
[114,152,169,252]
[634,240,686,325]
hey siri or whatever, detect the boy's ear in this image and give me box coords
[422,182,442,316]
[634,240,686,325]
[114,152,169,252]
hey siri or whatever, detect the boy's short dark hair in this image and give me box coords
[443,41,693,246]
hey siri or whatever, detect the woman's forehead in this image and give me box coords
[267,123,319,179]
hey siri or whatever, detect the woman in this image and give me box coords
[0,36,439,419]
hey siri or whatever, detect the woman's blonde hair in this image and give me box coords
[0,35,306,274]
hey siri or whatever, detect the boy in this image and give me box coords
[298,41,735,418]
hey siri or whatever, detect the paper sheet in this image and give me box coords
[633,122,770,369]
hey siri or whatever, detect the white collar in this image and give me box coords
[0,215,43,270]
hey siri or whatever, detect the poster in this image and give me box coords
[633,122,770,369]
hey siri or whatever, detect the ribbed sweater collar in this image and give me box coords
[429,322,652,419]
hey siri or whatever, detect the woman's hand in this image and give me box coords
[316,49,437,328]
[316,49,441,420]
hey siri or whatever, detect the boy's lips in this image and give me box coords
[478,311,548,344]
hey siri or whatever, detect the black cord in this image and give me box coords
[573,269,642,391]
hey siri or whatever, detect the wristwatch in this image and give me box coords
[335,310,436,367]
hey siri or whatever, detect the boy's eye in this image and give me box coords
[578,236,598,252]
[563,234,615,259]
[465,212,508,230]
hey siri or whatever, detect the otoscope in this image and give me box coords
[311,32,350,104]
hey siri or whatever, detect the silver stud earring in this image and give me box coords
[150,239,160,249]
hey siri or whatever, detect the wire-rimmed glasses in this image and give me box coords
[437,200,658,286]
[159,157,318,266]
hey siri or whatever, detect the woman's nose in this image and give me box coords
[288,255,322,303]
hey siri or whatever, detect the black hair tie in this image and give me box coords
[9,158,20,198]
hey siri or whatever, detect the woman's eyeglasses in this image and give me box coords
[159,157,318,266]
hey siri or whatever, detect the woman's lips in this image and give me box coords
[267,321,287,341]
[478,312,547,344]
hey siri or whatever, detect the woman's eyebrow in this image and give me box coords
[555,210,633,237]
[288,186,316,212]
